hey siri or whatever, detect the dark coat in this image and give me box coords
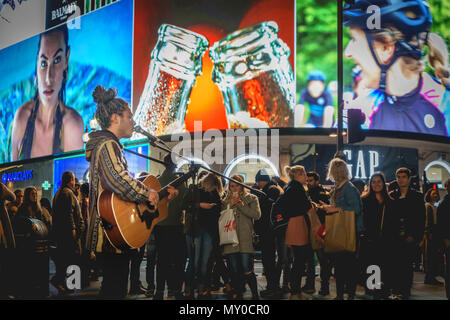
[389,187,426,244]
[52,186,84,253]
[182,184,200,237]
[308,185,329,224]
[197,189,222,238]
[436,194,450,241]
[0,183,15,249]
[254,181,282,235]
[157,167,188,227]
[281,180,312,219]
[362,196,398,243]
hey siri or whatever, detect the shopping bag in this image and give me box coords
[316,223,326,241]
[218,205,239,247]
[324,209,356,253]
[306,206,324,250]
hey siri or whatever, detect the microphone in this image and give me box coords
[134,125,163,144]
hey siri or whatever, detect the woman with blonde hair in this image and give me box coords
[194,173,223,299]
[320,158,363,300]
[343,0,449,136]
[279,165,314,299]
[222,175,261,300]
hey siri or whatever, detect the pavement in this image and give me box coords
[47,257,448,301]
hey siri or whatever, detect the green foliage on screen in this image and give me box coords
[296,0,449,95]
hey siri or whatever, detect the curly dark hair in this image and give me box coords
[93,85,128,129]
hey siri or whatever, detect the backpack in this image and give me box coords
[270,196,288,230]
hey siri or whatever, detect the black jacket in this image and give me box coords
[254,181,282,235]
[197,189,222,238]
[52,186,84,252]
[308,185,329,204]
[389,187,425,244]
[307,185,329,224]
[281,180,312,219]
[362,196,398,243]
[436,194,450,241]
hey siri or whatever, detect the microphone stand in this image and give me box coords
[137,135,266,197]
[124,148,167,166]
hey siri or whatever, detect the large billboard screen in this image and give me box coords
[132,0,295,135]
[296,0,449,137]
[0,0,448,166]
[0,0,133,163]
[53,143,149,195]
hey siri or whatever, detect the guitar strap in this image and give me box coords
[86,140,110,254]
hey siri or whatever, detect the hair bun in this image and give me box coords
[93,85,117,104]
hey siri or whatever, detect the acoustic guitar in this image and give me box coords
[98,167,197,250]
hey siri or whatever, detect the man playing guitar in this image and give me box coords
[85,85,177,299]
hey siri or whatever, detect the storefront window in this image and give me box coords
[224,154,279,184]
[425,160,450,189]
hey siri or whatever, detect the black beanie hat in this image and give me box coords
[255,168,271,182]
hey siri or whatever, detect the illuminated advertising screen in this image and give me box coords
[1,0,448,168]
[296,0,449,137]
[53,144,149,195]
[132,0,295,136]
[0,0,133,163]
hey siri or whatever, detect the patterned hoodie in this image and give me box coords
[85,130,150,253]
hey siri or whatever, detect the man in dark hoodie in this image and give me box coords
[253,168,284,297]
[388,167,425,300]
[85,85,177,299]
[51,171,84,294]
[153,154,188,300]
[437,178,450,299]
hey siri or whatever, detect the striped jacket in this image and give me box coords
[85,130,150,253]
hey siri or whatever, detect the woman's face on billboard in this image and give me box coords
[345,27,383,90]
[36,31,69,108]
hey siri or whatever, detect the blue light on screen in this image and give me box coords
[53,144,149,196]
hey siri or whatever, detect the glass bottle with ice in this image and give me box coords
[133,24,209,137]
[209,21,295,128]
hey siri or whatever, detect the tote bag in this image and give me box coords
[324,209,356,253]
[218,205,239,247]
[306,206,324,251]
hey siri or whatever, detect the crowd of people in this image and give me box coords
[0,155,449,300]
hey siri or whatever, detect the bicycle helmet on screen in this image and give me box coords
[343,0,432,38]
[307,70,327,83]
[343,0,433,92]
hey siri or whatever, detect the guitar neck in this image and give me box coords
[158,171,193,200]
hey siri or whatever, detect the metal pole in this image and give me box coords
[337,0,344,152]
[123,148,167,166]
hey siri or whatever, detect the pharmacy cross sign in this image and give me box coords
[42,180,51,191]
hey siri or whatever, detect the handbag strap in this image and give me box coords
[380,203,386,233]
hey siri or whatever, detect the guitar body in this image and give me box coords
[98,175,168,250]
